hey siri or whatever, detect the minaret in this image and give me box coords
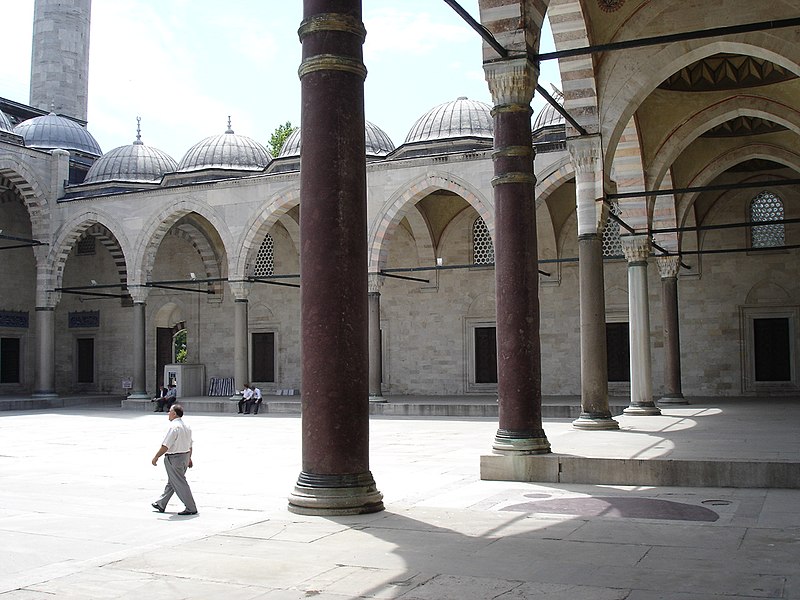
[29,0,92,122]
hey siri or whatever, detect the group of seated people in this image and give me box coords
[152,384,177,412]
[237,383,263,414]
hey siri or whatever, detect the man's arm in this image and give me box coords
[152,445,168,466]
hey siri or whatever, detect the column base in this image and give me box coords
[623,403,662,416]
[659,394,689,405]
[368,394,386,403]
[572,413,620,430]
[493,429,551,455]
[288,471,384,516]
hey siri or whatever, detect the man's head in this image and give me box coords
[168,404,184,420]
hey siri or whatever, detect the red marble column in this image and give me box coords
[288,0,383,515]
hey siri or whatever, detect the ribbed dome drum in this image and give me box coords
[14,112,102,155]
[83,136,177,184]
[532,86,565,130]
[0,110,12,132]
[278,120,394,157]
[177,122,272,172]
[404,97,493,144]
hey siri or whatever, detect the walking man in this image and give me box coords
[151,404,198,515]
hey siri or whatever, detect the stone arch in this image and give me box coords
[48,209,132,292]
[676,144,800,231]
[369,172,492,272]
[601,39,800,171]
[233,187,301,280]
[0,155,49,236]
[535,155,574,264]
[131,198,233,286]
[165,222,225,295]
[648,95,800,191]
[745,280,793,305]
[153,302,186,329]
[547,0,600,134]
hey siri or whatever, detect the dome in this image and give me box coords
[278,120,395,158]
[532,86,565,130]
[0,109,12,132]
[177,120,272,172]
[84,126,176,184]
[14,112,102,155]
[404,97,493,145]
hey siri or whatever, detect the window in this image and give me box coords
[472,218,494,265]
[741,306,798,392]
[750,191,785,248]
[1,337,21,383]
[252,332,276,382]
[601,201,624,258]
[76,235,96,256]
[753,318,791,382]
[466,320,497,391]
[253,234,274,277]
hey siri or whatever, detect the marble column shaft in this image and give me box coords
[289,0,383,515]
[657,256,687,404]
[484,58,550,455]
[34,307,56,397]
[368,274,383,400]
[622,235,660,415]
[129,286,150,399]
[229,281,250,399]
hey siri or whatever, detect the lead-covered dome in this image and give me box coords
[532,86,565,131]
[14,112,102,155]
[177,120,272,172]
[0,109,12,132]
[83,126,176,184]
[404,97,493,144]
[278,120,395,157]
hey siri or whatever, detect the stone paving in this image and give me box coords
[0,401,799,599]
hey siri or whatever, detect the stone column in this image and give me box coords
[567,136,618,430]
[657,256,687,404]
[368,274,384,401]
[288,0,383,515]
[483,58,550,455]
[128,286,150,400]
[621,235,660,415]
[229,281,250,400]
[33,302,57,398]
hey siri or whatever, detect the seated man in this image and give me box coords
[237,384,253,414]
[152,385,167,411]
[157,384,177,412]
[250,385,263,415]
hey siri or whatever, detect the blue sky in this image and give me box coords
[1,1,559,160]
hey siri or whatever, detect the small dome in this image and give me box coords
[84,124,176,184]
[532,86,565,130]
[0,109,12,132]
[404,97,493,144]
[177,120,272,172]
[278,120,395,158]
[14,112,102,155]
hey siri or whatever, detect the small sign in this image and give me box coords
[121,378,132,389]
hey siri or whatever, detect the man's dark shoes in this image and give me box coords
[151,502,164,513]
[178,509,198,516]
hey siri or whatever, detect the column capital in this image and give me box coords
[36,289,60,309]
[621,234,651,263]
[483,57,538,107]
[566,134,602,174]
[228,280,252,301]
[128,285,150,304]
[368,273,384,294]
[656,255,681,279]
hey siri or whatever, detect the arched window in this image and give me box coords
[472,217,494,265]
[750,191,785,248]
[253,234,274,277]
[601,201,624,258]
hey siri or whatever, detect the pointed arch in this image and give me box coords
[0,154,49,236]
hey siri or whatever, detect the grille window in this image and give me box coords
[750,191,785,248]
[253,234,274,278]
[472,218,494,265]
[602,201,624,257]
[77,235,96,256]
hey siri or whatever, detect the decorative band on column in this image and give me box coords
[490,104,533,116]
[492,145,533,159]
[298,54,367,79]
[298,13,366,42]
[491,172,536,187]
[493,428,551,454]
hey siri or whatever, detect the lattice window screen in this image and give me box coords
[472,218,494,265]
[750,191,785,248]
[253,234,274,277]
[602,201,624,257]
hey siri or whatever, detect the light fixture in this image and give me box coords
[189,272,196,280]
[436,257,443,266]
[90,279,97,286]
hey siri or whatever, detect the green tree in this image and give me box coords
[174,329,187,363]
[269,121,297,157]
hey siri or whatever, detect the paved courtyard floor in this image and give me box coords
[1,403,799,599]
